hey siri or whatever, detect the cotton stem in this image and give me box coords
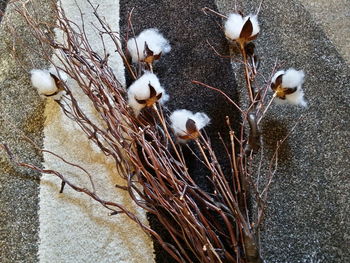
[239,42,254,104]
[257,92,276,125]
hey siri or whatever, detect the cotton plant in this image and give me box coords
[223,12,260,102]
[11,5,312,263]
[169,109,210,142]
[30,67,67,100]
[270,68,307,107]
[127,28,171,71]
[224,13,260,46]
[127,72,169,116]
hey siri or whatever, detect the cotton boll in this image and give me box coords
[127,72,168,116]
[225,13,260,42]
[127,28,171,63]
[271,68,307,107]
[169,109,193,136]
[30,68,68,100]
[128,72,167,103]
[30,69,57,96]
[169,109,210,142]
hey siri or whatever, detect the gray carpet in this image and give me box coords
[216,0,350,262]
[0,0,349,262]
[0,1,55,262]
[119,0,240,261]
[0,0,9,22]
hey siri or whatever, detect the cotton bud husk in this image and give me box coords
[127,72,169,116]
[30,68,66,100]
[225,13,260,45]
[127,28,171,64]
[170,109,210,142]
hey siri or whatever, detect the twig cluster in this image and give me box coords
[2,1,304,263]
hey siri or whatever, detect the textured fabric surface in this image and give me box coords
[37,1,154,262]
[216,0,350,262]
[119,0,240,261]
[0,0,349,262]
[0,0,9,22]
[0,1,54,262]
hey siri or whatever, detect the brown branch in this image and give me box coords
[9,2,304,262]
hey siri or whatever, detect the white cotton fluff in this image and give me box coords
[169,109,210,140]
[30,68,68,100]
[272,68,307,107]
[127,28,171,63]
[249,15,260,37]
[127,72,169,116]
[274,88,307,107]
[282,68,305,89]
[30,69,57,96]
[225,13,260,41]
[225,13,244,40]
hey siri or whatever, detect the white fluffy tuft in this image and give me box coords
[281,68,305,89]
[249,14,260,37]
[285,88,307,107]
[127,72,169,116]
[169,109,210,140]
[225,13,260,41]
[127,28,171,63]
[30,67,68,100]
[30,69,57,96]
[225,13,244,40]
[274,88,307,107]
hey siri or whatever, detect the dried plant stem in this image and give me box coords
[239,43,254,104]
[202,7,228,19]
[6,2,301,262]
[257,92,277,125]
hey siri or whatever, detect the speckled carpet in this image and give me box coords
[0,0,349,262]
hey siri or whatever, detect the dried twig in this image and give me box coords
[6,2,303,262]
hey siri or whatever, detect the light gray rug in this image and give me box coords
[38,1,154,262]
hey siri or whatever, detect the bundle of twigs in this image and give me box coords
[1,1,305,262]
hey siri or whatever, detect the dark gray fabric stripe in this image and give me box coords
[119,1,239,262]
[0,1,55,262]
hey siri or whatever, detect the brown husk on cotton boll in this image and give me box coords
[127,72,169,116]
[127,28,171,71]
[225,13,260,46]
[169,109,210,142]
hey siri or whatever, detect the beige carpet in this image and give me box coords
[38,1,154,262]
